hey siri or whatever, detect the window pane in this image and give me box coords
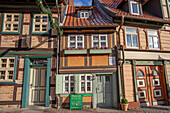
[65,76,69,81]
[132,35,138,47]
[148,37,153,48]
[106,76,110,82]
[87,82,91,91]
[81,13,84,17]
[70,76,74,81]
[169,0,170,3]
[70,42,75,47]
[132,3,138,14]
[101,36,106,40]
[8,71,13,80]
[6,15,12,21]
[13,24,18,31]
[42,25,47,31]
[136,70,144,76]
[81,82,85,91]
[153,37,159,49]
[14,15,19,21]
[0,71,5,80]
[42,16,48,22]
[93,42,99,47]
[152,70,159,76]
[35,25,40,31]
[101,42,106,47]
[70,36,75,41]
[70,83,74,92]
[77,36,83,41]
[148,30,158,35]
[65,83,69,92]
[126,34,132,47]
[35,16,41,22]
[77,43,83,48]
[87,76,91,81]
[5,24,11,31]
[81,76,85,80]
[126,27,137,33]
[93,36,99,41]
[85,13,88,17]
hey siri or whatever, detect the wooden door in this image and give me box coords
[136,66,167,106]
[29,67,46,105]
[96,75,112,107]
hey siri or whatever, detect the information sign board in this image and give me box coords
[70,94,83,110]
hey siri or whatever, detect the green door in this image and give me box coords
[96,75,112,107]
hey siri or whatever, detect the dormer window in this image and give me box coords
[80,12,89,19]
[130,1,140,15]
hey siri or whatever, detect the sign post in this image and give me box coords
[70,94,83,110]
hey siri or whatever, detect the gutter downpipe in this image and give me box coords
[116,15,125,106]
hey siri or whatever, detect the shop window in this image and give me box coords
[136,70,144,76]
[32,14,49,34]
[152,79,161,87]
[68,35,84,48]
[79,74,92,93]
[152,69,159,76]
[148,29,159,49]
[130,1,140,15]
[137,79,145,87]
[63,75,75,93]
[0,57,16,82]
[2,13,21,34]
[91,34,107,48]
[154,89,162,98]
[125,27,138,48]
[138,90,146,99]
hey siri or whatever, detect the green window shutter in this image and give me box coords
[75,75,79,93]
[56,74,63,94]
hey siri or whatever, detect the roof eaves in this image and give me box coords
[98,0,117,14]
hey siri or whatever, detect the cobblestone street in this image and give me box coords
[0,105,170,113]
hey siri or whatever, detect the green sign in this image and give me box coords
[70,94,83,109]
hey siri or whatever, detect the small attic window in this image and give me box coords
[130,1,140,15]
[80,12,89,19]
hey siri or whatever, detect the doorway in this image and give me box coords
[29,67,47,105]
[136,66,167,106]
[96,75,113,108]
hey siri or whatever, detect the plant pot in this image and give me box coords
[121,103,128,111]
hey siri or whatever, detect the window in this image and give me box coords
[92,34,107,48]
[79,74,92,93]
[152,69,159,76]
[2,13,21,33]
[80,12,89,18]
[136,70,144,76]
[152,79,161,87]
[154,89,162,98]
[148,29,159,49]
[32,14,49,33]
[130,1,140,15]
[0,57,16,82]
[168,0,170,9]
[68,35,84,48]
[137,79,145,87]
[138,90,146,99]
[126,27,138,48]
[63,75,75,93]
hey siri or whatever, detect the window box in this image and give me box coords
[90,49,112,54]
[64,49,87,55]
[1,13,22,34]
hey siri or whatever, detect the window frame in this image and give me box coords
[1,12,22,34]
[31,13,50,35]
[80,11,89,19]
[130,1,140,15]
[125,27,139,48]
[91,34,108,48]
[0,56,17,84]
[147,29,160,50]
[79,74,92,93]
[68,35,84,48]
[63,75,75,93]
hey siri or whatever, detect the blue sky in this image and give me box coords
[74,0,92,6]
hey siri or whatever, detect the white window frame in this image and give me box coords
[154,89,162,98]
[137,79,145,87]
[138,90,147,99]
[0,57,16,82]
[79,74,92,93]
[91,34,108,48]
[32,14,49,33]
[125,27,139,48]
[130,1,140,15]
[80,11,89,19]
[63,75,75,93]
[147,29,160,50]
[152,78,161,87]
[68,35,84,48]
[3,13,20,33]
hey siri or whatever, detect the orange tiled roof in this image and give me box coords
[62,6,117,28]
[100,0,163,20]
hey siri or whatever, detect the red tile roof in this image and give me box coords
[100,0,163,20]
[62,5,117,28]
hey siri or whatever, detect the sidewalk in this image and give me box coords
[0,105,170,113]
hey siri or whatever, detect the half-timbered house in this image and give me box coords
[94,0,170,109]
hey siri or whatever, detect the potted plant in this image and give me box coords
[121,98,128,111]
